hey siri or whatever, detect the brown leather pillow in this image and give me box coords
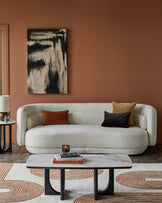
[42,110,69,125]
[112,101,136,126]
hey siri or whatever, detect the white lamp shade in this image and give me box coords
[0,95,10,112]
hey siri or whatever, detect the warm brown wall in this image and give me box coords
[0,0,161,143]
[0,32,2,95]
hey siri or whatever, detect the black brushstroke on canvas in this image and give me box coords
[46,57,60,93]
[28,43,51,54]
[28,86,33,94]
[27,59,45,75]
[46,71,60,93]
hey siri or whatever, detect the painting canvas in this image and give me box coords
[27,29,67,94]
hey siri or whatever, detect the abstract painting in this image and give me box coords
[27,29,67,94]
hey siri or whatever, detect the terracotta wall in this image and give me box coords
[0,32,2,94]
[0,0,161,143]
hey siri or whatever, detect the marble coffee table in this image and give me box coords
[26,154,132,200]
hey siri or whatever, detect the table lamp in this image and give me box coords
[0,95,10,121]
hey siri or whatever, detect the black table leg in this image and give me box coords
[60,169,65,200]
[94,169,98,200]
[2,125,12,153]
[0,126,2,153]
[44,169,60,195]
[8,125,12,152]
[2,125,5,150]
[98,168,114,196]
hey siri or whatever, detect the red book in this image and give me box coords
[53,157,82,164]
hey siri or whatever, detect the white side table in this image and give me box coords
[0,120,16,153]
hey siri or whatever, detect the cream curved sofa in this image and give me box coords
[17,103,157,155]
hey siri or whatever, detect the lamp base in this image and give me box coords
[0,112,10,121]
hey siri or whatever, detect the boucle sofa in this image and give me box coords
[17,103,157,155]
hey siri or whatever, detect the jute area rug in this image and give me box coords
[0,163,162,202]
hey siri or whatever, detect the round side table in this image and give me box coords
[0,120,16,153]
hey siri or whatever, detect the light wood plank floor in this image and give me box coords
[0,144,162,163]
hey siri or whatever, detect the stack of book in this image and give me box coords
[53,152,83,164]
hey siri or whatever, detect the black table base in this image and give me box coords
[94,168,114,200]
[45,169,65,200]
[44,169,60,195]
[0,125,12,153]
[44,168,114,200]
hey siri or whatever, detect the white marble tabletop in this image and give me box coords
[0,120,16,125]
[26,154,132,169]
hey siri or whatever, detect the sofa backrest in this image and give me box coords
[17,103,157,146]
[26,103,147,128]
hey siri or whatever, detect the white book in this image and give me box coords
[55,154,83,161]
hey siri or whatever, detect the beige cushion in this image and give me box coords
[112,101,136,126]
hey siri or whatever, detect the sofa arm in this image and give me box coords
[145,105,157,146]
[17,106,27,145]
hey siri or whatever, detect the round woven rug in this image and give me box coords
[0,163,44,202]
[74,193,162,202]
[116,171,162,189]
[0,180,44,202]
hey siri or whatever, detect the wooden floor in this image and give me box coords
[0,144,162,163]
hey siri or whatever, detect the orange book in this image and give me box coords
[53,157,82,164]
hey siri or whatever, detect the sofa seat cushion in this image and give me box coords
[25,125,148,150]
